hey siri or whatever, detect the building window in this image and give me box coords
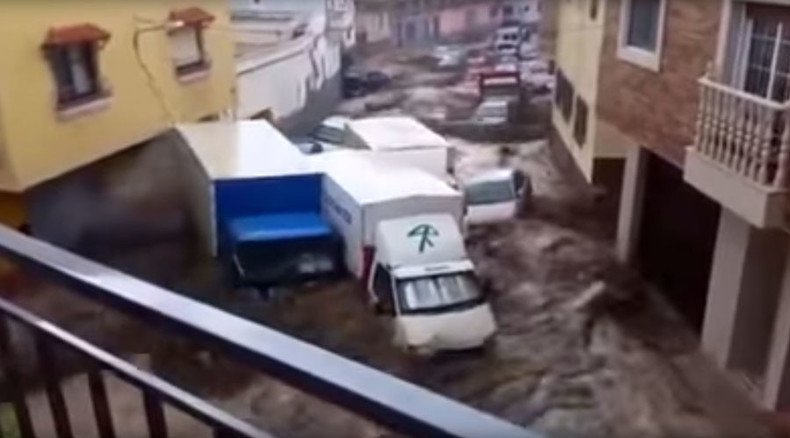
[490,5,498,18]
[503,5,514,17]
[555,69,574,122]
[42,23,111,111]
[618,0,666,71]
[590,0,600,20]
[737,5,790,102]
[169,7,215,79]
[170,27,207,76]
[574,97,589,147]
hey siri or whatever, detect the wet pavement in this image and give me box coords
[3,43,773,437]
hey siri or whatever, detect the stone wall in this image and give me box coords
[597,0,722,167]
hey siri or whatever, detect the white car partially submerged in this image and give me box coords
[462,168,531,226]
[473,98,510,125]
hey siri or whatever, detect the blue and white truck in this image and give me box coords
[312,152,497,352]
[177,121,344,288]
[179,121,497,352]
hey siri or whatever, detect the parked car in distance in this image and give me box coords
[437,51,467,69]
[342,70,367,98]
[342,68,391,98]
[462,168,531,226]
[433,45,468,69]
[365,70,391,90]
[494,42,519,58]
[495,25,521,46]
[473,98,511,125]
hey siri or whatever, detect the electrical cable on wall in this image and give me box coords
[132,16,182,125]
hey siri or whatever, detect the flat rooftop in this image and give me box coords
[346,117,451,151]
[309,151,459,205]
[177,121,311,180]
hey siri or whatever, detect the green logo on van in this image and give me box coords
[408,224,439,253]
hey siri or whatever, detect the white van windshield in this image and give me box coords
[465,180,515,205]
[396,272,483,314]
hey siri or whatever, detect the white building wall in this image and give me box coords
[232,0,343,124]
[236,37,341,121]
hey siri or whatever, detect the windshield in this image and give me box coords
[235,237,340,284]
[313,125,344,144]
[396,272,484,314]
[464,180,515,205]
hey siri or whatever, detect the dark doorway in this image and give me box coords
[637,152,721,331]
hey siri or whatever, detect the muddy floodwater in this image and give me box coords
[3,46,771,438]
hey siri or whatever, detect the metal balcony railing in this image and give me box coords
[695,76,790,190]
[0,226,539,438]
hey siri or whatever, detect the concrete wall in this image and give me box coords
[597,0,722,167]
[236,36,342,130]
[0,0,235,192]
[27,131,192,261]
[551,0,611,182]
[278,71,342,136]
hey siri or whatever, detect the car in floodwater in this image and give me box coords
[472,98,511,125]
[462,168,532,226]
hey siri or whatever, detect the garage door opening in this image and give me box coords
[637,152,720,331]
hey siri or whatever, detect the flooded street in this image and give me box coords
[4,38,771,438]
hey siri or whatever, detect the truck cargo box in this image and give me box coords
[344,116,454,178]
[177,121,323,256]
[310,151,463,279]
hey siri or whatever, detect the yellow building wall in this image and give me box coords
[0,0,235,191]
[551,0,621,182]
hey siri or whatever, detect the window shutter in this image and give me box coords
[171,27,201,67]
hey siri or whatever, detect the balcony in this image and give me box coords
[0,227,538,438]
[684,76,790,228]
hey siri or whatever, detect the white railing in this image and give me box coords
[695,76,790,190]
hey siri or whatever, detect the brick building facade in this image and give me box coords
[553,0,790,411]
[597,0,721,166]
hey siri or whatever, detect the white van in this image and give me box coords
[368,214,497,352]
[462,168,531,226]
[344,116,455,179]
[495,26,521,57]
